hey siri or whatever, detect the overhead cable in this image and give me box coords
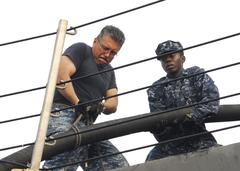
[0,60,239,125]
[0,0,165,47]
[35,92,240,145]
[52,61,240,114]
[2,123,239,170]
[0,160,27,168]
[40,123,240,170]
[0,91,239,152]
[0,31,240,99]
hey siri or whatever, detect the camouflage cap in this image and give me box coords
[155,40,183,60]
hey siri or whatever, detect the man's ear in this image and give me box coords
[181,55,186,63]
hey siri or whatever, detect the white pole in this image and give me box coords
[29,19,68,170]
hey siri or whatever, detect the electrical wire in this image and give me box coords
[0,60,239,125]
[1,56,239,169]
[2,122,239,170]
[0,160,27,168]
[41,123,240,170]
[0,0,239,169]
[68,0,166,31]
[0,0,165,47]
[40,92,240,144]
[1,31,240,99]
[51,61,240,113]
[0,113,40,124]
[0,91,239,152]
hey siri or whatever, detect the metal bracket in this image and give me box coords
[56,80,66,90]
[66,26,77,35]
[45,135,57,146]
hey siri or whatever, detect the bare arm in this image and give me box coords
[57,55,79,105]
[102,88,118,114]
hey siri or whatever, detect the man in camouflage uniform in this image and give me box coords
[43,25,129,170]
[146,40,220,161]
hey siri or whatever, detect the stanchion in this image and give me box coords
[11,19,68,171]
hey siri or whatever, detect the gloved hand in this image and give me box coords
[74,101,104,125]
[85,102,104,116]
[171,112,196,125]
[75,102,87,117]
[183,112,197,123]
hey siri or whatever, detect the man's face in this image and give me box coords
[92,35,121,64]
[159,53,185,77]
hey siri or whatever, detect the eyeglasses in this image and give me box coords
[97,39,118,57]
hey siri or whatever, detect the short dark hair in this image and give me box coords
[97,25,125,46]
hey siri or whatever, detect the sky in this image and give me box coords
[1,0,240,170]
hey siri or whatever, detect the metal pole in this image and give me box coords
[29,19,68,170]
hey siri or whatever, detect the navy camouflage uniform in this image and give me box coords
[43,103,129,171]
[146,40,220,161]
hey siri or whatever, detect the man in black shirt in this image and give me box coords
[43,25,129,171]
